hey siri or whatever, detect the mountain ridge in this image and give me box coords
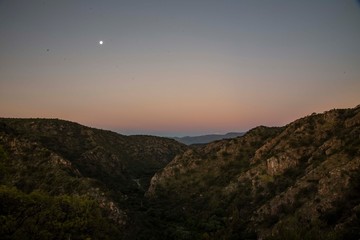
[1,105,360,239]
[0,117,187,239]
[146,105,360,239]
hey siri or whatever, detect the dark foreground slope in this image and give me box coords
[146,106,360,239]
[0,118,187,239]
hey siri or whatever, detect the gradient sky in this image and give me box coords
[1,0,360,136]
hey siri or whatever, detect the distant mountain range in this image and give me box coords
[173,132,245,145]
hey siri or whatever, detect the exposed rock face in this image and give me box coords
[266,154,299,176]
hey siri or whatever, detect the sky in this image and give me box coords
[1,0,360,137]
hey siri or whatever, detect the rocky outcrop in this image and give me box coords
[266,154,298,176]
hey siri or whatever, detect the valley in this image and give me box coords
[1,105,360,239]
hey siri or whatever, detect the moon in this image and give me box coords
[99,40,103,45]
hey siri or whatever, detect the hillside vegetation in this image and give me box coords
[146,106,360,239]
[1,105,360,239]
[0,118,186,239]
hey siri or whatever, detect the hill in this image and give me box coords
[1,105,360,239]
[146,106,360,239]
[0,118,187,239]
[173,132,245,145]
